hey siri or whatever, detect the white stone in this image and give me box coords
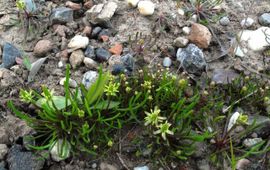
[59,77,78,88]
[127,0,140,7]
[68,35,89,49]
[190,14,198,22]
[163,57,172,67]
[83,57,98,69]
[82,71,98,89]
[234,46,247,57]
[177,8,185,16]
[238,27,270,51]
[0,144,8,160]
[174,37,189,48]
[134,166,149,170]
[182,26,191,35]
[137,1,155,16]
[240,18,254,28]
[50,140,71,162]
[227,111,240,132]
[243,138,263,148]
[58,61,64,68]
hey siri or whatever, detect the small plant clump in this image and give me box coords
[8,65,270,167]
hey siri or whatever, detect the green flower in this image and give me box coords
[144,106,166,126]
[104,82,120,96]
[20,89,34,103]
[154,121,174,140]
[16,0,25,10]
[237,113,248,125]
[141,80,152,89]
[107,140,113,147]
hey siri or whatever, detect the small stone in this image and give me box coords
[0,128,9,144]
[190,14,198,22]
[163,57,172,67]
[188,23,212,49]
[84,0,94,9]
[108,55,121,66]
[23,0,37,13]
[85,45,96,59]
[58,60,65,68]
[59,49,69,59]
[100,162,118,170]
[53,25,69,37]
[69,50,85,68]
[236,159,251,170]
[0,43,21,69]
[176,44,207,75]
[34,40,53,57]
[182,26,191,35]
[66,1,81,10]
[83,57,98,69]
[177,8,185,16]
[0,144,8,160]
[96,48,111,61]
[121,53,134,72]
[243,138,263,148]
[50,140,71,162]
[258,13,270,26]
[68,35,89,49]
[91,163,97,169]
[240,17,254,28]
[111,64,125,75]
[219,16,230,26]
[0,161,6,170]
[127,0,140,7]
[50,7,74,25]
[234,46,247,57]
[173,37,189,48]
[82,26,92,36]
[98,29,111,41]
[59,77,78,88]
[100,35,109,42]
[82,71,98,89]
[109,43,123,55]
[91,26,102,38]
[134,166,149,170]
[137,1,155,16]
[247,115,270,137]
[86,2,117,24]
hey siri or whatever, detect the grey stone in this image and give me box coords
[96,48,111,61]
[0,43,21,69]
[50,7,74,24]
[7,145,44,170]
[121,53,134,73]
[98,29,111,40]
[162,57,172,67]
[240,17,254,28]
[0,161,6,170]
[83,57,98,69]
[196,159,210,170]
[59,77,78,88]
[243,138,263,148]
[258,13,270,26]
[82,71,98,89]
[84,45,96,59]
[176,44,207,75]
[112,64,125,75]
[248,115,270,138]
[173,37,189,48]
[134,166,149,170]
[91,27,102,38]
[24,0,37,14]
[69,50,85,68]
[0,144,8,160]
[219,16,230,26]
[99,162,118,170]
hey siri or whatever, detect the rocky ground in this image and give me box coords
[0,0,270,169]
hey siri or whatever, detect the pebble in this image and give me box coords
[173,37,189,48]
[0,144,8,160]
[98,29,111,41]
[127,0,140,7]
[82,26,92,36]
[108,55,121,66]
[182,26,191,35]
[96,48,111,61]
[240,17,254,28]
[219,16,230,26]
[91,163,97,169]
[82,71,98,89]
[109,43,123,55]
[33,40,53,57]
[100,162,118,170]
[85,45,96,59]
[69,50,85,68]
[68,35,89,49]
[111,64,125,75]
[83,57,98,69]
[190,14,198,22]
[163,57,172,67]
[236,159,251,170]
[23,0,37,13]
[59,77,78,88]
[50,140,71,162]
[84,0,94,9]
[234,46,247,57]
[0,128,9,144]
[50,7,74,25]
[0,43,21,69]
[121,53,134,72]
[258,13,270,26]
[177,8,185,16]
[188,23,212,49]
[176,44,207,75]
[239,27,270,51]
[65,1,81,10]
[247,115,270,137]
[137,1,155,16]
[134,166,149,170]
[243,138,263,148]
[91,26,102,38]
[86,2,117,24]
[0,161,6,170]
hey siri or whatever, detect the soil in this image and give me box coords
[0,0,270,169]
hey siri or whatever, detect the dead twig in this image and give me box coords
[116,153,130,170]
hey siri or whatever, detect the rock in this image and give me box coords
[212,69,239,84]
[109,43,123,55]
[240,17,254,28]
[258,13,270,26]
[83,57,98,69]
[84,0,94,9]
[53,25,70,37]
[82,26,92,36]
[50,7,74,25]
[121,53,134,72]
[219,16,230,26]
[98,29,111,41]
[91,163,97,169]
[66,1,81,10]
[173,37,189,48]
[50,140,71,162]
[177,8,185,16]
[0,161,6,170]
[176,44,207,75]
[0,144,8,160]
[137,1,155,16]
[182,26,191,35]
[0,43,21,69]
[188,23,212,49]
[247,115,270,137]
[7,145,44,170]
[86,2,117,24]
[234,46,247,57]
[111,64,125,75]
[196,159,210,170]
[134,166,149,170]
[236,159,251,170]
[33,40,53,57]
[23,0,37,13]
[239,27,270,51]
[190,14,198,22]
[96,48,111,61]
[0,128,9,144]
[127,0,140,7]
[69,50,85,68]
[82,71,98,89]
[108,55,121,66]
[91,26,102,38]
[59,77,78,88]
[99,162,118,170]
[85,45,96,59]
[68,35,89,49]
[163,57,172,67]
[58,61,65,68]
[243,138,263,148]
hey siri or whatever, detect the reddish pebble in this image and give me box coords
[82,26,92,37]
[66,1,81,10]
[109,43,123,55]
[100,35,109,42]
[84,0,93,9]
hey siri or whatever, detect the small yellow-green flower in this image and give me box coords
[104,82,120,96]
[20,89,34,103]
[107,140,113,147]
[125,86,131,93]
[237,113,248,125]
[78,109,85,118]
[141,80,152,89]
[154,121,174,140]
[144,106,166,126]
[179,79,188,89]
